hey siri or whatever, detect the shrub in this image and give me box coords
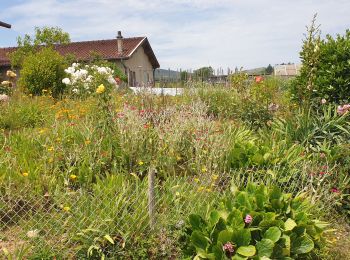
[312,30,350,103]
[18,47,67,97]
[181,183,328,259]
[291,15,350,104]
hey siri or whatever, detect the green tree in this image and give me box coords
[18,47,67,97]
[265,64,274,75]
[193,66,214,81]
[9,26,71,68]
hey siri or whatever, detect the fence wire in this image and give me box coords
[0,163,337,258]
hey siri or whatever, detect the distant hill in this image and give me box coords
[242,67,266,76]
[155,69,180,81]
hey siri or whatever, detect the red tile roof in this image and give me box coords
[0,37,160,68]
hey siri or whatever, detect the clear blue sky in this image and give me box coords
[1,0,349,70]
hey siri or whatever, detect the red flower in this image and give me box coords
[255,76,264,83]
[319,171,326,176]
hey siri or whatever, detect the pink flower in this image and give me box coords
[223,242,235,257]
[244,214,253,224]
[331,188,340,193]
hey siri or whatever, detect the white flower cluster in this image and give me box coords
[62,63,117,96]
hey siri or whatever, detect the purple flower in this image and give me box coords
[223,242,235,257]
[244,214,253,224]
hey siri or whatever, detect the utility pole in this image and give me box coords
[0,21,11,28]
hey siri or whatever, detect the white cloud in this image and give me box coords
[1,0,349,70]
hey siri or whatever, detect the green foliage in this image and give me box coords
[9,26,70,68]
[265,64,274,75]
[270,105,350,152]
[312,30,350,103]
[33,26,70,46]
[18,47,67,97]
[193,66,214,81]
[290,14,321,104]
[291,15,350,104]
[181,183,328,259]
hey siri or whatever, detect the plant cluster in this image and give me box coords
[182,184,328,259]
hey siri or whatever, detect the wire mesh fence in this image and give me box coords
[0,163,338,258]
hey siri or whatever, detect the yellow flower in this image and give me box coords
[63,206,70,212]
[212,174,219,180]
[176,156,182,161]
[194,178,200,182]
[22,172,29,177]
[138,161,144,166]
[48,158,54,163]
[201,167,207,173]
[47,146,54,152]
[197,186,205,192]
[70,174,77,181]
[85,140,91,145]
[175,192,180,196]
[96,84,106,94]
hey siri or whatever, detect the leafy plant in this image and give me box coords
[181,183,328,259]
[18,47,67,97]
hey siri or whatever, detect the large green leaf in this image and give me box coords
[209,210,220,226]
[232,229,251,247]
[256,238,274,257]
[284,218,297,231]
[270,186,282,200]
[189,214,204,230]
[264,227,281,243]
[291,234,314,254]
[217,230,233,244]
[191,231,209,250]
[236,192,252,209]
[212,245,223,260]
[237,245,256,257]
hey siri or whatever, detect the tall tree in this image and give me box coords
[193,66,214,81]
[9,26,71,68]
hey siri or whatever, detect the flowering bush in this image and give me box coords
[181,183,328,259]
[62,63,118,98]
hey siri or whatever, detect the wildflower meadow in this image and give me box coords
[1,21,350,259]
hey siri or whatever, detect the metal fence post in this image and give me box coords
[148,166,156,230]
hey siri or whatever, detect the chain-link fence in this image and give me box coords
[0,163,337,258]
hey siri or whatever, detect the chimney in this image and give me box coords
[117,31,123,55]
